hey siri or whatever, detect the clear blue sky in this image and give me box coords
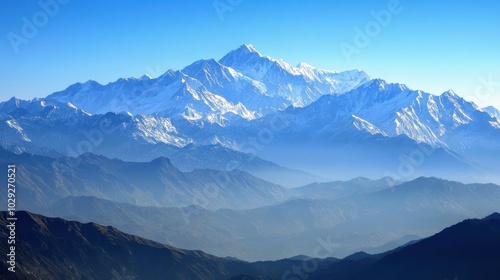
[2,0,500,109]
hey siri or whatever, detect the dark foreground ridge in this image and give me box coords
[0,211,333,280]
[310,212,500,280]
[1,211,499,279]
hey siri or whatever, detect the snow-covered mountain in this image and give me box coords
[256,79,500,150]
[44,44,370,125]
[484,105,500,120]
[46,70,255,126]
[0,97,321,187]
[1,44,499,183]
[0,97,189,149]
[212,79,500,181]
[219,44,370,106]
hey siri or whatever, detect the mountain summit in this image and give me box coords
[43,44,369,123]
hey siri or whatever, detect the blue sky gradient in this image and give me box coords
[1,0,500,108]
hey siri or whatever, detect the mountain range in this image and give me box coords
[0,211,335,280]
[0,147,291,210]
[1,44,499,183]
[2,211,499,279]
[45,44,370,119]
[41,176,500,261]
[3,147,499,261]
[1,44,500,277]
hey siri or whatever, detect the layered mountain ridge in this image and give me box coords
[2,44,500,279]
[2,211,499,279]
[2,145,499,261]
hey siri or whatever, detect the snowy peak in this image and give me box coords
[296,62,339,75]
[274,77,500,151]
[219,44,370,106]
[233,43,263,56]
[370,78,388,88]
[359,79,408,92]
[183,58,222,72]
[9,44,371,125]
[218,45,275,80]
[219,44,264,68]
[181,59,237,87]
[80,80,102,91]
[349,79,413,107]
[297,62,314,70]
[435,90,476,127]
[483,106,500,120]
[140,74,152,81]
[0,97,28,114]
[0,97,92,121]
[442,89,457,98]
[242,43,259,53]
[219,44,308,81]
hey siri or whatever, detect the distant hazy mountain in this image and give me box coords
[291,177,396,199]
[36,176,500,261]
[1,211,499,279]
[0,148,291,211]
[148,143,322,187]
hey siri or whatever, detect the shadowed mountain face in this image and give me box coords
[0,211,238,280]
[310,213,500,280]
[1,211,499,279]
[0,211,336,280]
